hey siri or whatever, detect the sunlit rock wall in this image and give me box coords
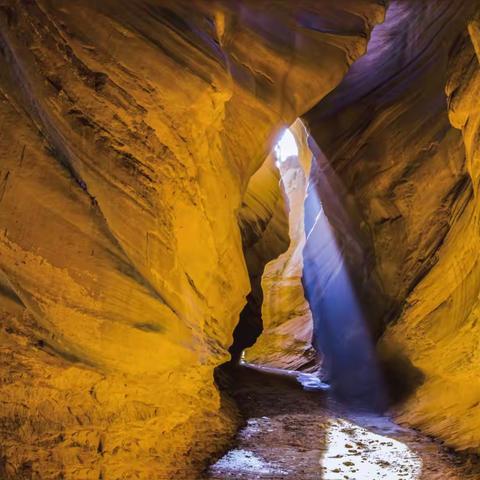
[246,120,316,370]
[233,154,290,361]
[305,0,480,450]
[0,1,385,477]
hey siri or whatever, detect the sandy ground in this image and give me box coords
[205,365,480,480]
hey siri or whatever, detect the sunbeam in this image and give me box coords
[303,137,388,410]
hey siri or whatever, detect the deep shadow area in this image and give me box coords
[229,293,264,364]
[215,364,329,418]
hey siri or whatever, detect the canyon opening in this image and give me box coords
[1,1,480,479]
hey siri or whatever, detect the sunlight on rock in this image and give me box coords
[321,419,422,480]
[245,119,316,372]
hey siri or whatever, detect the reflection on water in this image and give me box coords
[321,418,422,480]
[205,367,471,480]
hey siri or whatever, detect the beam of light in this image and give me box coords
[321,418,422,479]
[303,137,388,409]
[274,128,299,163]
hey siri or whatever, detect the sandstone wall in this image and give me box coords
[381,7,480,452]
[246,120,316,370]
[0,1,384,477]
[305,0,480,450]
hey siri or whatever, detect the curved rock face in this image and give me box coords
[304,0,480,449]
[383,7,480,451]
[245,120,316,371]
[232,152,290,361]
[0,1,385,478]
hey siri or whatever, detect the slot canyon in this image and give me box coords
[1,0,480,479]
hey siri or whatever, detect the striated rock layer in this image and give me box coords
[0,1,385,478]
[305,0,480,452]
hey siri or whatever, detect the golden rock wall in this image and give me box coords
[233,152,290,361]
[0,1,384,477]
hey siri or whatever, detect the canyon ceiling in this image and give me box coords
[0,0,479,479]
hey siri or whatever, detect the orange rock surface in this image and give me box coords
[0,1,384,478]
[6,0,480,476]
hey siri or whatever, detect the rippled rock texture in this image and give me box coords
[304,0,480,453]
[5,0,480,476]
[0,1,385,478]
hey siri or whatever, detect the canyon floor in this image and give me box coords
[205,365,480,480]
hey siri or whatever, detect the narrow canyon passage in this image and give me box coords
[2,2,480,479]
[206,366,480,480]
